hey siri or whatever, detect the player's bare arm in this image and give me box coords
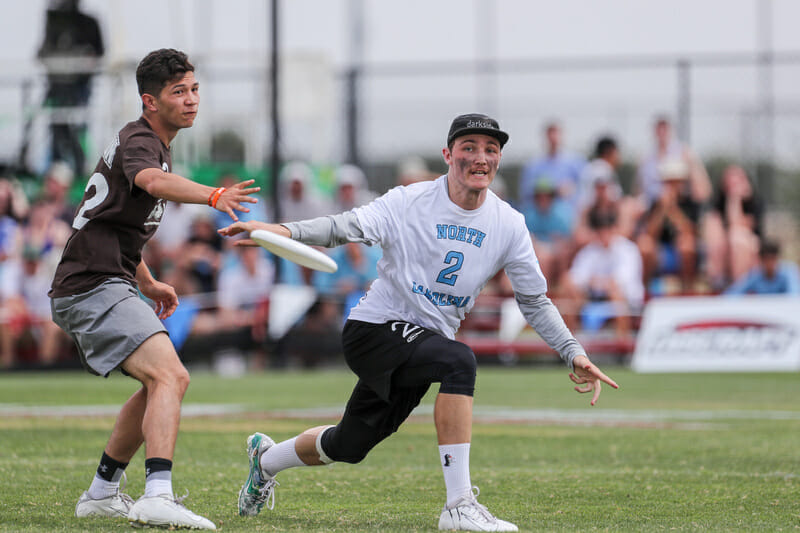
[569,354,620,406]
[134,168,260,221]
[135,259,178,319]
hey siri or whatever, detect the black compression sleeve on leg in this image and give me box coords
[320,415,383,464]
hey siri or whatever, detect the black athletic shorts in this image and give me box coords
[340,319,475,434]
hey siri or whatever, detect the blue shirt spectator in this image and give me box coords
[725,239,800,295]
[313,242,381,300]
[724,262,800,295]
[519,180,573,242]
[517,122,585,212]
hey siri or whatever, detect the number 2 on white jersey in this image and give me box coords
[436,250,464,286]
[72,173,109,230]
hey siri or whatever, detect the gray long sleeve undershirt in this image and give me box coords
[514,293,586,370]
[284,213,586,369]
[283,211,367,247]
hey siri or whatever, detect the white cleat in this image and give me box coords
[128,493,216,530]
[75,490,134,518]
[438,487,518,532]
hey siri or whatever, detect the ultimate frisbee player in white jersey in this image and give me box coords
[220,113,619,532]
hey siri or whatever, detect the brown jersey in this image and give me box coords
[50,117,170,297]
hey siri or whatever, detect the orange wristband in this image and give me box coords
[208,187,226,208]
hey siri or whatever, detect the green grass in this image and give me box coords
[1,367,799,531]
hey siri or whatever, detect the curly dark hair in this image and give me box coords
[136,48,194,98]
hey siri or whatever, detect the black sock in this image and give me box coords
[97,451,129,483]
[145,457,173,479]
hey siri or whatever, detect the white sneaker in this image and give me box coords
[75,490,134,518]
[438,487,518,532]
[128,494,216,530]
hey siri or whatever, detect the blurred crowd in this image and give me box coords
[1,114,798,371]
[510,116,799,340]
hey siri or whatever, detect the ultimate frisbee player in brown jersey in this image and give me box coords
[49,49,258,530]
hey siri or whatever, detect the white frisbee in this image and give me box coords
[250,229,338,273]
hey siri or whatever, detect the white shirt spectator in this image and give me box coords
[1,256,53,319]
[217,247,275,311]
[578,159,622,208]
[568,234,644,309]
[156,201,206,248]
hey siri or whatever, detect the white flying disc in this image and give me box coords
[250,229,338,273]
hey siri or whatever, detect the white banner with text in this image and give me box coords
[631,295,800,373]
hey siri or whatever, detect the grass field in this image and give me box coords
[1,366,798,531]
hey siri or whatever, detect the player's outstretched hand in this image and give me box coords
[569,354,619,406]
[218,220,290,246]
[214,179,261,221]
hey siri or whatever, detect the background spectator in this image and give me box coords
[313,242,381,311]
[36,0,104,175]
[333,163,377,212]
[725,238,800,295]
[560,209,643,338]
[0,178,29,264]
[39,160,77,225]
[278,161,332,222]
[517,121,586,214]
[214,244,275,368]
[576,136,642,242]
[636,158,701,293]
[152,200,205,272]
[520,178,573,286]
[395,155,437,186]
[15,199,71,277]
[1,244,70,368]
[578,136,623,208]
[176,213,223,293]
[635,115,712,209]
[703,164,764,291]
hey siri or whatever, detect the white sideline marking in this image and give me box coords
[266,405,800,423]
[217,404,800,429]
[0,403,247,417]
[2,403,799,425]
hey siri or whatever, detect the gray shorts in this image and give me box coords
[50,278,167,377]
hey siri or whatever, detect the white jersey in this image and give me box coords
[348,175,547,338]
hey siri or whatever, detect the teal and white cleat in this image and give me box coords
[238,432,278,516]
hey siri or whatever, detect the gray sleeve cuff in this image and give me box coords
[515,292,586,370]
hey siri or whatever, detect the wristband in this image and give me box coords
[208,187,226,208]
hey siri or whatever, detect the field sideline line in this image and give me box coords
[2,403,799,424]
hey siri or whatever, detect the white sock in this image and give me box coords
[260,437,306,477]
[144,472,173,498]
[439,443,472,507]
[87,473,119,499]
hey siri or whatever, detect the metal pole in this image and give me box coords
[269,0,281,223]
[475,0,497,115]
[345,0,363,166]
[756,0,774,192]
[676,59,691,145]
[16,78,33,173]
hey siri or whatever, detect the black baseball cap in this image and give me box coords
[447,113,509,148]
